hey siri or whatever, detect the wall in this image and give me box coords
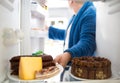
[0,0,20,82]
[95,1,120,76]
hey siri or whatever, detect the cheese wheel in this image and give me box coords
[19,57,42,80]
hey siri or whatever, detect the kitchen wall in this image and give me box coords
[94,1,120,76]
[0,0,20,82]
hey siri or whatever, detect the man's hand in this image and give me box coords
[54,52,71,68]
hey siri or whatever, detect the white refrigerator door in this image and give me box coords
[95,1,120,77]
[0,0,21,82]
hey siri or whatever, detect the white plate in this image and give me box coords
[8,64,63,82]
[68,67,114,81]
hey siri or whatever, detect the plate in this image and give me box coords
[68,67,114,81]
[8,64,63,82]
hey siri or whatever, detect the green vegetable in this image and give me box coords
[32,50,43,56]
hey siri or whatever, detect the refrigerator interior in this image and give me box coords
[30,0,72,58]
[95,0,120,77]
[0,0,120,82]
[0,0,21,82]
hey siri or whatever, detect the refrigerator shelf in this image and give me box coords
[30,29,48,38]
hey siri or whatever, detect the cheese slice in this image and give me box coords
[19,57,42,80]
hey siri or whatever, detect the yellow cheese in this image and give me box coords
[19,57,42,80]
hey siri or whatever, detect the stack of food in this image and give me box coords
[9,55,21,75]
[71,56,112,79]
[9,54,60,80]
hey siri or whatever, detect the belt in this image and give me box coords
[60,66,70,81]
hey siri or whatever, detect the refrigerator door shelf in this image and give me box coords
[31,0,48,17]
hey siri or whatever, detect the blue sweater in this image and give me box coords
[48,1,96,58]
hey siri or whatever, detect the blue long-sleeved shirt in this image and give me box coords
[48,1,96,58]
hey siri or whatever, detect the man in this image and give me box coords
[46,0,96,68]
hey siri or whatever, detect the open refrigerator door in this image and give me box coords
[0,0,21,82]
[0,0,57,82]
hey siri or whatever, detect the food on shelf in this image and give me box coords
[71,56,112,79]
[9,54,58,80]
[32,50,43,56]
[35,66,60,79]
[19,57,42,80]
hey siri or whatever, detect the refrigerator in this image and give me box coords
[95,0,120,77]
[0,0,120,83]
[0,0,21,82]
